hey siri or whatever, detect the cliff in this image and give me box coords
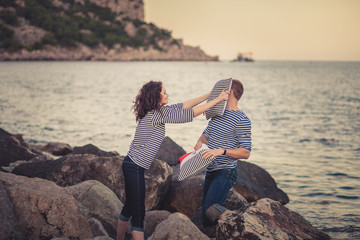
[0,0,218,61]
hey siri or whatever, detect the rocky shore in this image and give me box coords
[0,40,219,61]
[0,128,331,240]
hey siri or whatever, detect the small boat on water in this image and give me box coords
[233,52,254,62]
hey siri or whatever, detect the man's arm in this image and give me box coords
[223,147,250,159]
[201,147,250,160]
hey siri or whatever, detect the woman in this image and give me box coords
[117,81,229,240]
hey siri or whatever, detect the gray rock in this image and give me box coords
[0,172,93,239]
[223,188,249,212]
[84,237,114,240]
[145,158,174,210]
[155,136,186,166]
[148,212,209,240]
[3,154,54,173]
[217,198,331,240]
[66,180,122,238]
[0,180,27,240]
[168,159,289,218]
[162,174,204,217]
[40,142,73,156]
[72,144,118,157]
[144,210,172,239]
[13,154,173,210]
[190,189,249,238]
[234,160,290,204]
[0,128,39,167]
[88,218,109,237]
[13,155,64,179]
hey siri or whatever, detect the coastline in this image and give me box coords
[0,42,218,62]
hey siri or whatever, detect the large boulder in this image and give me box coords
[166,157,292,215]
[217,198,331,240]
[155,136,186,166]
[72,144,118,157]
[235,160,290,204]
[162,174,204,217]
[0,128,40,167]
[87,218,110,237]
[0,180,27,240]
[145,158,174,210]
[66,180,123,238]
[191,189,249,238]
[0,172,93,240]
[13,154,173,210]
[223,188,250,211]
[168,159,289,216]
[164,168,251,219]
[33,142,73,156]
[148,212,210,240]
[144,210,172,239]
[2,154,54,173]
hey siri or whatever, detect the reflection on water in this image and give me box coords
[1,61,360,239]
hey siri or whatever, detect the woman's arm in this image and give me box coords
[192,90,229,117]
[160,90,228,124]
[183,92,210,109]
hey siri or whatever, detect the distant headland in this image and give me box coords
[0,0,218,61]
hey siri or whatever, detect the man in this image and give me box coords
[194,79,252,227]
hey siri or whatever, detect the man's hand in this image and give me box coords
[194,135,208,151]
[194,141,203,151]
[201,149,224,160]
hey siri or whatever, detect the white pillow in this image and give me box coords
[178,144,213,181]
[205,78,233,120]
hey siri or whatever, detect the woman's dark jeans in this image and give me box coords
[202,168,238,226]
[118,156,145,232]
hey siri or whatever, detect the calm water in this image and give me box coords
[1,61,359,239]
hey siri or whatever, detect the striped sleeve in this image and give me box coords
[153,103,194,125]
[236,118,252,151]
[202,126,210,140]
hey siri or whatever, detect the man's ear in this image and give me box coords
[230,89,234,96]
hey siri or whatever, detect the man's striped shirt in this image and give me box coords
[203,109,252,172]
[128,103,193,169]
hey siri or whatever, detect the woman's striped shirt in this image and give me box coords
[128,103,193,169]
[203,109,252,172]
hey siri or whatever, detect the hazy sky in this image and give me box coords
[144,0,360,61]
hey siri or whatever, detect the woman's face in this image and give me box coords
[160,86,169,106]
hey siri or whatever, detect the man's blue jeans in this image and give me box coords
[118,156,145,232]
[202,168,238,226]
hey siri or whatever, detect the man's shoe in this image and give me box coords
[204,203,227,224]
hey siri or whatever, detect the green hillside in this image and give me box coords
[0,0,177,52]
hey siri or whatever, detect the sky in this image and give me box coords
[144,0,360,61]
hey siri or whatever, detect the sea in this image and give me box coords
[0,61,359,239]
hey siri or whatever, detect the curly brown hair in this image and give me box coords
[132,81,163,122]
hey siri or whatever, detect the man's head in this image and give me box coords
[231,79,244,100]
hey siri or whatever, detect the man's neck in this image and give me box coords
[226,97,240,111]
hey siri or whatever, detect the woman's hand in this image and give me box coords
[216,89,230,102]
[192,89,229,117]
[201,148,224,160]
